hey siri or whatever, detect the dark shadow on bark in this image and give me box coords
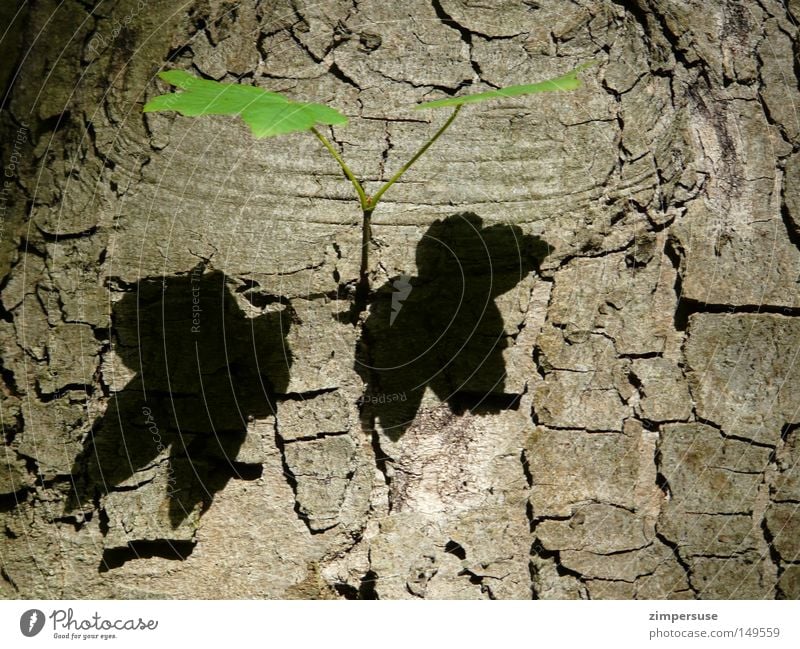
[356,212,549,440]
[67,267,292,528]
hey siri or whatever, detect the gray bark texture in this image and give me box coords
[1,0,799,599]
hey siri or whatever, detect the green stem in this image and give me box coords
[369,105,462,209]
[354,207,373,314]
[312,107,462,318]
[311,126,369,211]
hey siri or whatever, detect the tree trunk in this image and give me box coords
[1,0,799,599]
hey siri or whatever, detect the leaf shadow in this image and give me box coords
[67,267,292,529]
[356,212,549,440]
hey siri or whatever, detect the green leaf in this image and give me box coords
[415,61,597,109]
[143,70,348,138]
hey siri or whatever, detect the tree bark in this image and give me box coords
[1,0,799,599]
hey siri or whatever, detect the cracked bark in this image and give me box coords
[1,0,799,599]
